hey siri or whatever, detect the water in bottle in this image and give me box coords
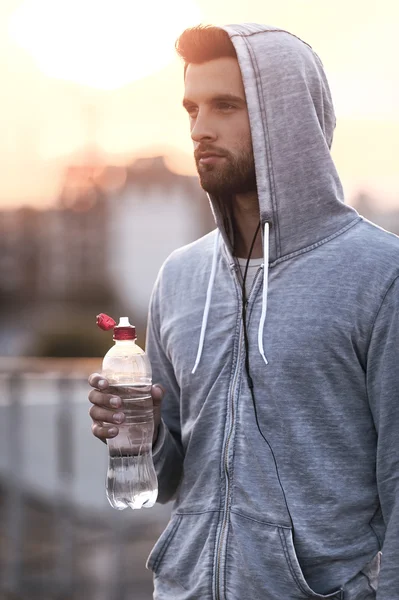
[106,384,157,509]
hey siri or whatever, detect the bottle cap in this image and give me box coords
[96,313,116,331]
[113,316,136,341]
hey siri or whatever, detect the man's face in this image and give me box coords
[183,57,256,196]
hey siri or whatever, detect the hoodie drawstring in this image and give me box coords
[191,230,220,374]
[258,222,269,365]
[192,222,270,374]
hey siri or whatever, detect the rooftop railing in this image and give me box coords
[0,358,171,600]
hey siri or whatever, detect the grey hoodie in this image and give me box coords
[145,24,399,600]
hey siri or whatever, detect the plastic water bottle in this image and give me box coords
[96,313,158,510]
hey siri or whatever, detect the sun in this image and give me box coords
[8,0,202,90]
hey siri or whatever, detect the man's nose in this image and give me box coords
[190,112,217,143]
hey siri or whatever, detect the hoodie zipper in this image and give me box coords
[214,266,263,600]
[214,322,244,600]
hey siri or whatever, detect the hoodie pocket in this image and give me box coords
[280,528,343,599]
[146,514,183,573]
[226,511,343,599]
[146,511,218,599]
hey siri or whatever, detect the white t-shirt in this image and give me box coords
[236,257,264,298]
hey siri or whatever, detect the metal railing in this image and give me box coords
[0,358,171,600]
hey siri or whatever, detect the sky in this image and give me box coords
[0,0,398,210]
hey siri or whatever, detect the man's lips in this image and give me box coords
[198,153,226,165]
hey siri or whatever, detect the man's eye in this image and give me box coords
[186,106,198,116]
[217,103,235,111]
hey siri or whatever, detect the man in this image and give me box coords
[88,24,399,599]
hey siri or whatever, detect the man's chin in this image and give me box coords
[197,173,225,195]
[198,180,224,196]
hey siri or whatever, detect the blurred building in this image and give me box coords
[42,186,110,305]
[0,155,214,356]
[106,155,215,315]
[0,207,40,302]
[0,176,110,307]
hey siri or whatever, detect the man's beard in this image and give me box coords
[195,147,257,196]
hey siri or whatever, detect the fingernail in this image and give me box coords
[108,428,118,436]
[110,397,120,407]
[98,379,107,388]
[113,413,124,423]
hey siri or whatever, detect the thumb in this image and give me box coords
[151,384,165,406]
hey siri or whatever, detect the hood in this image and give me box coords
[192,23,360,374]
[208,23,358,263]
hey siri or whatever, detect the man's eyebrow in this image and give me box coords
[182,93,246,108]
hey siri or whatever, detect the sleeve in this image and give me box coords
[146,268,184,504]
[366,275,399,598]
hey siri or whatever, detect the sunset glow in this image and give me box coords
[9,0,202,89]
[1,0,398,209]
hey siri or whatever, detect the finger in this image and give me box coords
[151,384,165,406]
[88,388,122,409]
[91,420,119,440]
[88,373,109,390]
[89,405,125,425]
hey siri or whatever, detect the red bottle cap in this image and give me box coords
[96,313,117,331]
[96,314,136,340]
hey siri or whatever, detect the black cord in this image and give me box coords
[241,221,294,529]
[241,222,260,389]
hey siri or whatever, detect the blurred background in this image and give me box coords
[0,0,398,598]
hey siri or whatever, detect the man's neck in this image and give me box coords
[231,192,263,259]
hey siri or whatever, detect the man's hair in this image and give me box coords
[175,25,237,75]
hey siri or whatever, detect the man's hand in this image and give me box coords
[88,373,164,444]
